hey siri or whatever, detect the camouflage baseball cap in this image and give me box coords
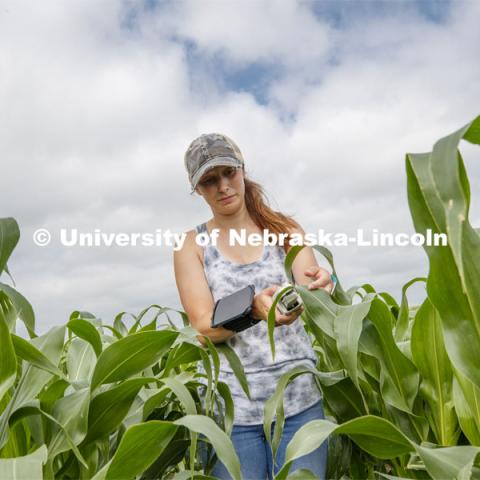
[184,133,245,193]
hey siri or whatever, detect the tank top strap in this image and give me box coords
[195,222,207,234]
[195,222,216,265]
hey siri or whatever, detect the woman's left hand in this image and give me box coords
[304,266,334,293]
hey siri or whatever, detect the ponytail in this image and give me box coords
[243,174,299,254]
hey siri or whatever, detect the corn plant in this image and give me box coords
[2,115,479,480]
[0,218,251,480]
[265,116,480,479]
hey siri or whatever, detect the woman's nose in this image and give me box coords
[218,175,230,191]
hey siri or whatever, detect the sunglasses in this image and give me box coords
[197,166,241,188]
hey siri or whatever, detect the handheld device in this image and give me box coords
[210,284,260,333]
[272,283,303,315]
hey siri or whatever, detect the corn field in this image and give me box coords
[0,116,479,479]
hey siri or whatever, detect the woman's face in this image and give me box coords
[195,165,245,212]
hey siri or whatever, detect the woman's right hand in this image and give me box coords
[251,285,304,327]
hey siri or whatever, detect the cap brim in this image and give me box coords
[190,156,243,193]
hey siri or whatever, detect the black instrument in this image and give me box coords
[211,284,259,333]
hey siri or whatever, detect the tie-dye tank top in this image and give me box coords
[195,222,322,425]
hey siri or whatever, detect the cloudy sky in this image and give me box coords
[1,0,479,334]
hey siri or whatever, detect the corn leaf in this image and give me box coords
[0,444,47,479]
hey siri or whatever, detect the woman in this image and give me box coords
[174,133,334,479]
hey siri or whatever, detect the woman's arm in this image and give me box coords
[174,230,300,342]
[287,224,334,292]
[173,230,235,346]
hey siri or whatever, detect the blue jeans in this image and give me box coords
[201,400,327,480]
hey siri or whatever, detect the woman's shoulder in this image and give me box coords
[175,227,204,264]
[182,228,200,249]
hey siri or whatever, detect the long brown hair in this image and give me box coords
[243,173,299,254]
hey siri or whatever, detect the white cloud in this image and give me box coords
[1,0,479,334]
[160,0,331,68]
